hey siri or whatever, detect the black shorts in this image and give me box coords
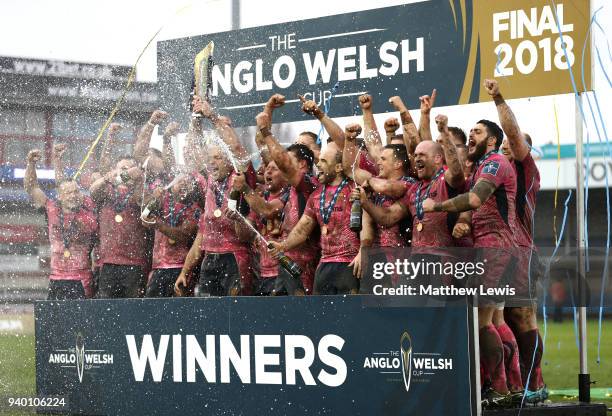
[197,253,242,296]
[252,276,277,296]
[98,264,146,299]
[48,280,86,300]
[146,268,182,298]
[314,262,359,295]
[271,266,307,296]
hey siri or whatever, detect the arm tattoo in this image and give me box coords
[471,180,497,203]
[435,180,496,213]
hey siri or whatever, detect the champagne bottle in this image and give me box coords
[141,197,161,219]
[268,243,302,280]
[227,189,240,211]
[350,199,362,232]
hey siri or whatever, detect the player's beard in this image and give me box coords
[467,139,488,162]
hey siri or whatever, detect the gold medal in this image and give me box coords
[168,239,176,245]
[416,222,423,232]
[115,214,123,223]
[213,209,222,218]
[321,225,328,236]
[63,249,71,258]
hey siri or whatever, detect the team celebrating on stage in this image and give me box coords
[24,78,545,408]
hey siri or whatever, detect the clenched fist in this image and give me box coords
[358,94,372,110]
[52,143,67,159]
[435,114,448,133]
[149,109,168,125]
[344,123,362,141]
[298,95,323,119]
[164,122,180,138]
[452,222,471,239]
[108,122,123,136]
[27,149,42,164]
[192,96,214,118]
[384,117,400,133]
[266,94,286,109]
[483,79,500,97]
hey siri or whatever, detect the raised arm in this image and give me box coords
[133,110,167,164]
[424,178,497,213]
[24,149,48,208]
[342,123,372,185]
[184,115,205,172]
[256,94,287,166]
[436,114,465,190]
[99,123,122,175]
[389,96,420,156]
[359,94,383,162]
[52,143,67,184]
[299,95,345,148]
[255,112,301,187]
[192,95,249,166]
[418,88,437,142]
[162,122,180,173]
[484,79,530,161]
[215,116,249,167]
[232,172,284,219]
[262,93,285,127]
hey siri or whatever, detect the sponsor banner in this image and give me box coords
[158,0,590,127]
[35,297,477,415]
[0,56,131,81]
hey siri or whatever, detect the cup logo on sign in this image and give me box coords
[400,331,413,392]
[75,333,85,383]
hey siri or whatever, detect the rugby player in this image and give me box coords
[175,96,257,296]
[269,122,374,294]
[485,79,546,403]
[89,155,149,298]
[25,148,98,299]
[422,117,518,407]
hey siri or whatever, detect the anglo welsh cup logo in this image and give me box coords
[75,333,85,383]
[48,333,113,382]
[400,332,413,392]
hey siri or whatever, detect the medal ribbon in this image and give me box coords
[415,168,444,220]
[469,150,497,190]
[261,186,291,226]
[168,193,191,227]
[113,186,134,213]
[57,204,77,249]
[213,176,229,208]
[319,177,349,225]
